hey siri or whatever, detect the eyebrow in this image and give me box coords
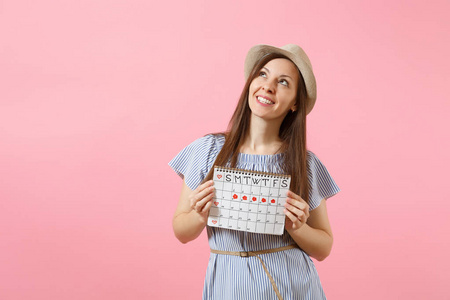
[262,67,293,80]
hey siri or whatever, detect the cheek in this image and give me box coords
[248,82,257,94]
[290,95,297,105]
[249,77,263,91]
[281,91,297,106]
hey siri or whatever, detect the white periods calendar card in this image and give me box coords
[207,166,291,235]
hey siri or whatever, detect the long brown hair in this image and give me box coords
[204,52,310,203]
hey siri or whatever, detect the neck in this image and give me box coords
[240,114,284,155]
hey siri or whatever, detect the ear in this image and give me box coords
[291,105,297,112]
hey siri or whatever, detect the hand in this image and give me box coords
[284,190,310,231]
[189,180,215,222]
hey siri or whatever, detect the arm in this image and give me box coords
[172,179,215,244]
[284,193,333,261]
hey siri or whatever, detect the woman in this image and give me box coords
[169,44,340,299]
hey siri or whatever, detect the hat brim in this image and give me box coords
[244,44,317,115]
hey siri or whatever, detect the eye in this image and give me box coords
[259,71,267,78]
[279,79,289,87]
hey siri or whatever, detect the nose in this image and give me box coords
[262,80,276,93]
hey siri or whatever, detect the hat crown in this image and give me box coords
[280,44,313,70]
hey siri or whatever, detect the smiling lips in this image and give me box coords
[257,96,274,105]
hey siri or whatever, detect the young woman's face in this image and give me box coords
[248,58,299,122]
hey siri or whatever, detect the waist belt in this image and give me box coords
[210,244,298,300]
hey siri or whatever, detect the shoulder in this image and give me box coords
[306,150,320,167]
[306,150,316,160]
[188,133,225,153]
[306,149,332,175]
[169,133,226,190]
[305,149,340,209]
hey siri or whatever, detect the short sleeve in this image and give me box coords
[307,151,341,211]
[168,135,221,190]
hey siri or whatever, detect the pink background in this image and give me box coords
[1,0,449,299]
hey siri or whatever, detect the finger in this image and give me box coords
[286,197,308,211]
[191,185,214,209]
[285,199,309,219]
[298,212,306,223]
[284,208,301,228]
[201,199,213,213]
[193,189,215,211]
[195,192,214,212]
[286,196,308,214]
[195,185,214,202]
[189,194,196,209]
[195,180,214,194]
[285,203,306,221]
[193,180,213,196]
[287,190,304,201]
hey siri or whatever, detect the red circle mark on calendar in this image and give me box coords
[262,198,267,203]
[271,199,276,203]
[242,196,247,200]
[233,194,238,199]
[252,197,257,201]
[212,220,218,224]
[217,175,222,179]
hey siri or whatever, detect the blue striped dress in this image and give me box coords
[169,134,340,300]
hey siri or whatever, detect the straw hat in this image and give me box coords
[244,44,317,115]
